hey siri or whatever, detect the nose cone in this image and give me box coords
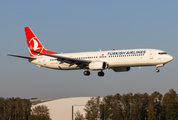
[167,55,173,62]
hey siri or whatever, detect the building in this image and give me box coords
[31,97,93,120]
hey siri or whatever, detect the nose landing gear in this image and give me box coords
[155,69,160,73]
[155,64,165,73]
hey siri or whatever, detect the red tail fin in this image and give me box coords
[24,27,57,57]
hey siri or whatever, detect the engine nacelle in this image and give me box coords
[89,61,107,70]
[112,67,130,72]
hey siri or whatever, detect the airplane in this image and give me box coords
[7,27,173,77]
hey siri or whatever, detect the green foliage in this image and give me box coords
[74,110,84,120]
[84,96,101,120]
[122,93,133,120]
[103,94,124,120]
[84,89,178,120]
[28,115,49,120]
[0,98,50,120]
[147,91,162,120]
[164,89,178,120]
[31,105,50,120]
[0,97,31,120]
[130,93,148,120]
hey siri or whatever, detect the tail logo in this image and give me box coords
[30,38,41,50]
[29,37,43,56]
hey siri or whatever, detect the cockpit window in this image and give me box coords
[158,52,167,55]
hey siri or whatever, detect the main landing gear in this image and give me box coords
[98,70,104,77]
[83,70,90,76]
[155,64,165,73]
[83,70,105,77]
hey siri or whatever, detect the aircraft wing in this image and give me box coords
[34,51,91,68]
[7,54,36,60]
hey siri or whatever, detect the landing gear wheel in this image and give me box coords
[155,69,160,73]
[98,71,104,77]
[84,70,90,76]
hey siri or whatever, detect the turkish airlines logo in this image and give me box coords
[29,37,43,56]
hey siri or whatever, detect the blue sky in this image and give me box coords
[1,1,177,99]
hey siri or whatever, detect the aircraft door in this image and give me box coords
[149,51,154,59]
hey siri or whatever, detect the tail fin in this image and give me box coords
[24,27,57,57]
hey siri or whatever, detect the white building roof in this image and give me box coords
[32,97,92,120]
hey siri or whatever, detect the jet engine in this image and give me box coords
[112,67,130,72]
[89,61,107,70]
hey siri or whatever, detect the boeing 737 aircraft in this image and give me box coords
[7,27,173,77]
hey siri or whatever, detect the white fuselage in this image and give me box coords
[30,49,173,70]
[7,27,174,76]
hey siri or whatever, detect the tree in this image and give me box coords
[28,115,49,120]
[102,94,124,120]
[130,93,149,120]
[163,89,178,120]
[147,91,162,120]
[84,96,101,120]
[74,110,84,120]
[122,93,133,120]
[31,105,50,120]
[112,93,124,120]
[102,95,113,119]
[0,97,31,120]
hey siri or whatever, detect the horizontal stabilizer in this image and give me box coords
[7,54,36,60]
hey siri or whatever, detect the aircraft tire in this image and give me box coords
[84,71,90,76]
[155,69,160,73]
[98,71,104,77]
